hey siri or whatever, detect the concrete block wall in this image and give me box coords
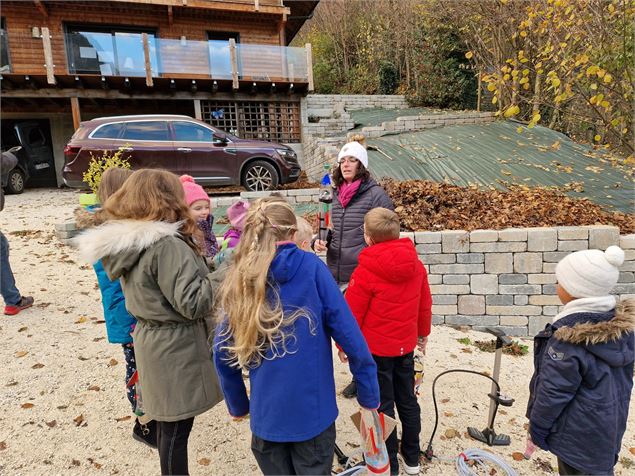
[400,225,634,336]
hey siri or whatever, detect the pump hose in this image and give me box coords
[455,448,518,476]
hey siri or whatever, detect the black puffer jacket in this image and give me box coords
[326,178,393,284]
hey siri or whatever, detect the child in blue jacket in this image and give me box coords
[213,198,380,476]
[527,246,634,475]
[76,168,156,448]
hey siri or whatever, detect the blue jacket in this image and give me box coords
[527,300,635,474]
[94,260,136,344]
[213,244,380,442]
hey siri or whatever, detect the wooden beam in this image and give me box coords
[34,0,49,17]
[41,27,56,85]
[254,0,259,11]
[142,33,154,87]
[1,88,303,102]
[70,97,81,130]
[167,5,173,26]
[106,0,289,15]
[229,38,239,90]
[305,43,314,92]
[193,99,202,120]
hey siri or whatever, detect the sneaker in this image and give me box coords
[341,380,357,399]
[4,296,34,316]
[132,419,157,449]
[403,462,420,475]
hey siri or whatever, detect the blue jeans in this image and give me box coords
[0,231,21,306]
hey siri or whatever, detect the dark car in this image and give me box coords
[1,120,56,194]
[63,114,301,191]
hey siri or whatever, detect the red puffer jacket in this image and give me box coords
[345,238,432,357]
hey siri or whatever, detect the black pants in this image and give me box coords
[557,457,612,476]
[157,417,194,475]
[251,422,336,475]
[374,353,421,473]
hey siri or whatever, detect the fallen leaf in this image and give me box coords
[18,327,28,332]
[444,428,459,439]
[15,351,28,358]
[71,459,81,466]
[511,452,525,461]
[93,337,105,342]
[73,414,84,426]
[0,441,6,450]
[88,385,100,391]
[441,398,450,404]
[45,420,57,428]
[523,423,529,431]
[444,411,454,417]
[31,363,45,369]
[461,347,473,353]
[78,356,90,361]
[108,358,118,367]
[6,380,18,387]
[74,316,88,324]
[630,448,635,456]
[198,458,211,466]
[115,415,131,422]
[21,403,34,409]
[499,409,507,415]
[57,405,68,410]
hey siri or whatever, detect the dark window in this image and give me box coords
[173,122,214,142]
[27,128,46,147]
[92,122,124,139]
[64,24,157,76]
[121,121,170,141]
[0,18,10,72]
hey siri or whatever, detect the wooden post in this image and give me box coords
[142,33,154,87]
[193,99,202,120]
[254,0,259,11]
[229,38,239,90]
[70,97,81,131]
[476,70,482,112]
[41,27,55,85]
[305,43,314,92]
[279,20,288,81]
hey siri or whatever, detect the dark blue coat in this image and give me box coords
[213,244,380,442]
[527,301,635,474]
[94,260,136,344]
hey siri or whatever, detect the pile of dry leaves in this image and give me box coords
[382,179,635,233]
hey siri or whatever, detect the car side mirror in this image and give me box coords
[212,134,227,146]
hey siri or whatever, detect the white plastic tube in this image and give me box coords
[455,448,518,476]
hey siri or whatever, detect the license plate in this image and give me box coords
[34,163,50,170]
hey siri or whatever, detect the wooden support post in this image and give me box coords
[305,43,314,92]
[41,27,55,85]
[193,99,202,120]
[167,5,173,26]
[254,0,259,11]
[142,33,154,87]
[70,97,81,131]
[477,70,482,112]
[229,38,239,90]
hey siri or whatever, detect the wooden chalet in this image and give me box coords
[0,0,318,185]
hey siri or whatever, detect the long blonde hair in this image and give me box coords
[218,198,308,369]
[103,169,199,249]
[93,167,133,225]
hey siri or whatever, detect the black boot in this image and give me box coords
[342,379,357,399]
[133,419,157,449]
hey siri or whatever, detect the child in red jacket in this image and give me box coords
[341,207,432,476]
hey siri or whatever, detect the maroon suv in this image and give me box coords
[63,115,301,191]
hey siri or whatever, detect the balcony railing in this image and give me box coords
[55,32,312,88]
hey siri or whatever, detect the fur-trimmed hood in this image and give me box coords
[74,220,182,278]
[554,299,635,367]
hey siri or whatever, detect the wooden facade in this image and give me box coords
[0,0,317,141]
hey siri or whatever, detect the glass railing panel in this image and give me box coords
[208,40,232,79]
[155,38,211,77]
[236,43,307,82]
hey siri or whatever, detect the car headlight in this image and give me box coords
[276,148,297,162]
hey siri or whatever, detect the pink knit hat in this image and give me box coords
[227,199,250,230]
[179,175,209,206]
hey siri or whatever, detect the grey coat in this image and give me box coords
[326,178,393,284]
[75,220,223,422]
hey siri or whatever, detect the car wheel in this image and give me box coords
[5,169,25,194]
[242,160,279,192]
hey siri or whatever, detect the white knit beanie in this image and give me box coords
[337,141,368,169]
[555,246,625,298]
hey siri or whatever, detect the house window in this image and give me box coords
[207,31,240,80]
[64,24,157,76]
[0,18,10,72]
[201,100,301,143]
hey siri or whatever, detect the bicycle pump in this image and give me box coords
[467,327,515,446]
